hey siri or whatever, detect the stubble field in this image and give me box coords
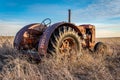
[0,36,120,80]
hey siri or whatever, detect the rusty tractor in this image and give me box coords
[14,10,107,60]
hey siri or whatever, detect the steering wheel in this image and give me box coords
[41,18,51,26]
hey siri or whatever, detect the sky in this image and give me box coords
[0,0,120,37]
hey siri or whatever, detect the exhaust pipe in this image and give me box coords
[68,9,71,23]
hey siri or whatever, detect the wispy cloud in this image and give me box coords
[0,20,27,36]
[97,29,120,37]
[0,0,120,37]
[73,0,120,23]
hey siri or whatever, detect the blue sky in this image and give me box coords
[0,0,120,37]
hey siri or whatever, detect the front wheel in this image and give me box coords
[94,42,108,57]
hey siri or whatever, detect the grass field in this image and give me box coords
[0,36,120,80]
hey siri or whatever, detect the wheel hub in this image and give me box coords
[59,37,76,54]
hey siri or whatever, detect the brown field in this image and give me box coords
[0,36,120,80]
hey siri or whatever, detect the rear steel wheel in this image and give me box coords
[48,27,82,61]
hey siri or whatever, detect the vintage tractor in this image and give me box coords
[14,10,107,60]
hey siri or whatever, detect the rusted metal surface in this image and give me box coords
[38,22,81,56]
[13,9,97,59]
[14,23,46,49]
[14,23,38,49]
[78,24,95,48]
[14,21,96,59]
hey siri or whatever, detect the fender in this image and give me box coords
[38,22,81,55]
[14,23,41,49]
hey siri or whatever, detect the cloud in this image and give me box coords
[0,19,119,37]
[95,23,120,37]
[96,29,120,37]
[73,0,120,23]
[0,0,120,37]
[0,20,27,36]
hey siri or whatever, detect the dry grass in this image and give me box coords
[0,36,120,80]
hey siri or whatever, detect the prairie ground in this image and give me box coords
[0,36,120,80]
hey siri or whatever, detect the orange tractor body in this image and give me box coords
[14,10,106,60]
[14,22,95,58]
